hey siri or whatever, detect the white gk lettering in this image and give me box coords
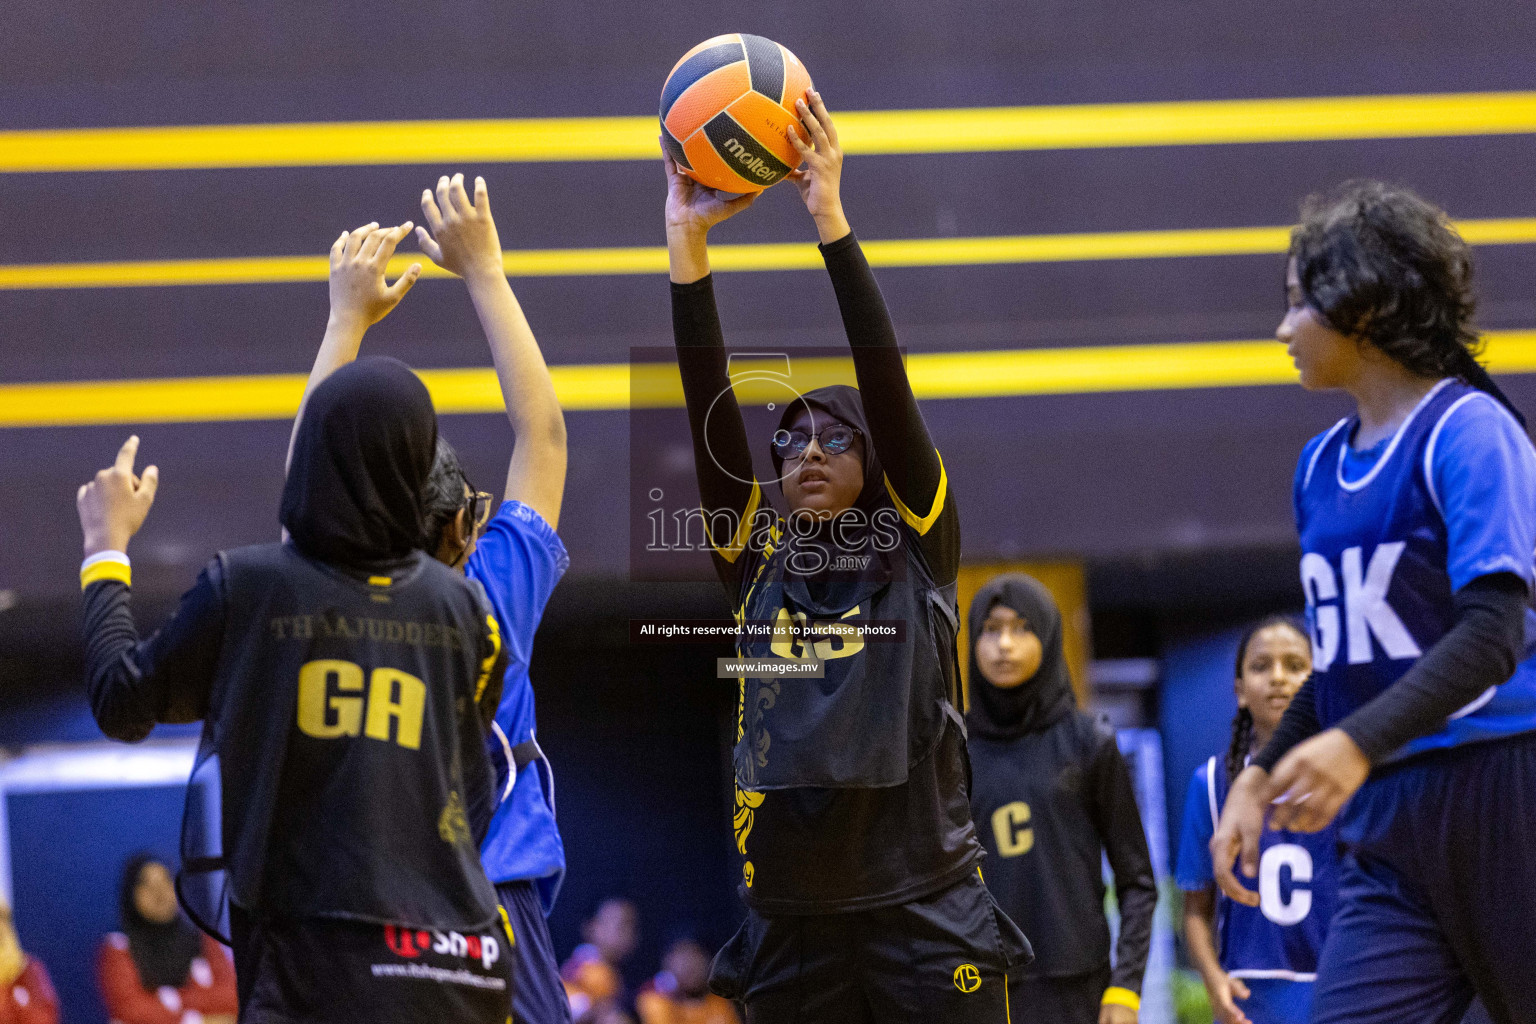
[1300,543,1421,672]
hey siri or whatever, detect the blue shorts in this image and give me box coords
[1233,978,1312,1024]
[1311,731,1536,1024]
[497,879,573,1024]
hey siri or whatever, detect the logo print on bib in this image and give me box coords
[953,963,982,993]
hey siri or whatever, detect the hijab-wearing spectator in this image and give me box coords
[98,854,237,1024]
[0,898,58,1024]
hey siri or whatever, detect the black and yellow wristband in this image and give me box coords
[80,551,131,590]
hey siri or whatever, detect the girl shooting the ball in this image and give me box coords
[665,89,1029,1023]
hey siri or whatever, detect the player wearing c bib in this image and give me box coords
[1211,181,1536,1024]
[1178,618,1338,1024]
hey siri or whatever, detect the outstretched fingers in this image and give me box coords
[420,187,446,235]
[368,221,414,264]
[795,96,830,153]
[137,464,160,504]
[344,222,379,259]
[414,225,444,265]
[807,88,837,147]
[384,263,422,303]
[113,434,140,475]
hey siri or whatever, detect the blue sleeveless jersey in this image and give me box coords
[1176,756,1339,979]
[1295,378,1536,762]
[465,501,570,912]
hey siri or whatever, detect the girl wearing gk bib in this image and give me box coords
[1178,618,1338,1024]
[1211,181,1536,1024]
[664,89,1029,1024]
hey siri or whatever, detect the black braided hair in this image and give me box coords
[1224,705,1255,788]
[1227,615,1309,785]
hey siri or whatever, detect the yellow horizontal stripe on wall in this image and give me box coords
[4,331,1535,428]
[3,218,1534,291]
[4,92,1535,173]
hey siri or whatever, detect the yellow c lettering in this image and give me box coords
[297,659,364,739]
[365,667,426,750]
[991,801,1034,857]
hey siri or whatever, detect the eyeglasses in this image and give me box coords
[771,424,862,460]
[465,488,494,533]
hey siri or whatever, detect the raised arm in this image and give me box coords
[664,151,764,591]
[76,437,222,741]
[285,222,421,470]
[787,91,956,580]
[417,173,567,528]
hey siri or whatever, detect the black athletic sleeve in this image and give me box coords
[1251,674,1321,774]
[1337,572,1527,763]
[82,561,226,742]
[672,275,765,599]
[819,233,959,584]
[1087,731,1156,999]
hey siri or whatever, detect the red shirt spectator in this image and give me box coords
[97,854,237,1024]
[0,899,58,1024]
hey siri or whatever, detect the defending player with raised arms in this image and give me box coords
[1211,181,1536,1024]
[665,88,1030,1023]
[289,173,574,1024]
[77,220,515,1021]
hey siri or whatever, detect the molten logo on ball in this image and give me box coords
[723,138,776,180]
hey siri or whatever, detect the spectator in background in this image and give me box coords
[0,897,58,1024]
[98,854,237,1024]
[636,938,739,1024]
[563,898,639,1023]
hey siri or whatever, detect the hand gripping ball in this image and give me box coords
[660,34,814,194]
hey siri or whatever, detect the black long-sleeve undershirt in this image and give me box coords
[1254,572,1528,770]
[671,233,957,596]
[1087,734,1158,996]
[82,570,224,742]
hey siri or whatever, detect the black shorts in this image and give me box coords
[709,869,1032,1024]
[1005,966,1111,1024]
[230,907,514,1023]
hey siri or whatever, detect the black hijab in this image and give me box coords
[280,357,438,567]
[119,853,202,990]
[769,385,900,608]
[966,573,1076,740]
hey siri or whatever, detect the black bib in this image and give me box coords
[733,525,961,791]
[179,543,499,937]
